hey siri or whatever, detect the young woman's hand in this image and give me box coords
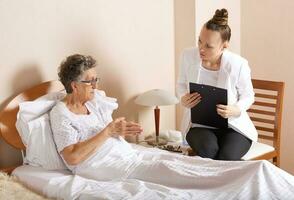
[216,104,241,118]
[181,92,201,108]
[107,117,143,137]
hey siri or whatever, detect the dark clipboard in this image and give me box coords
[189,82,228,128]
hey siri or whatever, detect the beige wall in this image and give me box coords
[0,0,176,168]
[241,0,294,174]
[174,0,196,130]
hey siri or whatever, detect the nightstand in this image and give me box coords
[138,140,191,155]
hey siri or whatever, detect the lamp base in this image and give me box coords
[146,136,168,146]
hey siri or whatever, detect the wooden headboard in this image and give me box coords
[0,81,64,150]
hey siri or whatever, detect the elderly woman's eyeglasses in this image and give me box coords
[78,77,100,86]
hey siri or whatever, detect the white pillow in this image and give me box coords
[25,113,66,170]
[16,91,66,146]
[37,91,66,101]
[16,100,56,146]
[15,91,67,170]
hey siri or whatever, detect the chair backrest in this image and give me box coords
[248,79,285,153]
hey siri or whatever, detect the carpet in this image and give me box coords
[0,172,50,200]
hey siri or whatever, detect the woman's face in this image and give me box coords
[198,26,227,63]
[74,68,98,102]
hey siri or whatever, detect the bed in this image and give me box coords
[1,80,294,200]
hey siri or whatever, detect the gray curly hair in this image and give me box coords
[58,54,96,93]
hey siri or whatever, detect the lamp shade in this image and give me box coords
[134,89,179,106]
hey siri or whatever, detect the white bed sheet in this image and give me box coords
[12,165,72,196]
[11,148,294,200]
[43,156,294,200]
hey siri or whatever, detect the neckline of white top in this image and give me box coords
[200,65,220,73]
[59,101,93,117]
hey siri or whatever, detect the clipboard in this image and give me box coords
[189,82,228,128]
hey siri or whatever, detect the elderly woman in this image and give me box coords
[50,54,142,169]
[50,54,294,195]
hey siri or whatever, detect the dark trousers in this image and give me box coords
[186,127,252,160]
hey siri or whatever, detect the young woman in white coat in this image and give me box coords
[177,8,258,160]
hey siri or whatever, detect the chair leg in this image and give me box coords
[273,156,280,167]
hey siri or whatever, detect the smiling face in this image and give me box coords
[198,26,228,64]
[72,68,98,102]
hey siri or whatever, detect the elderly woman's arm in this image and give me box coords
[61,118,142,165]
[61,126,110,165]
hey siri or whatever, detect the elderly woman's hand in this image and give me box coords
[107,117,143,137]
[181,92,201,108]
[216,104,241,118]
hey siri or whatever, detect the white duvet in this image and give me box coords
[44,144,294,200]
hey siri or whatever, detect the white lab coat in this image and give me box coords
[177,47,258,142]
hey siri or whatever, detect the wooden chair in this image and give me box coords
[241,79,285,167]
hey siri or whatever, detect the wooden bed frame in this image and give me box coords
[0,80,64,173]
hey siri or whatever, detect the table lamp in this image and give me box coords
[135,89,179,146]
